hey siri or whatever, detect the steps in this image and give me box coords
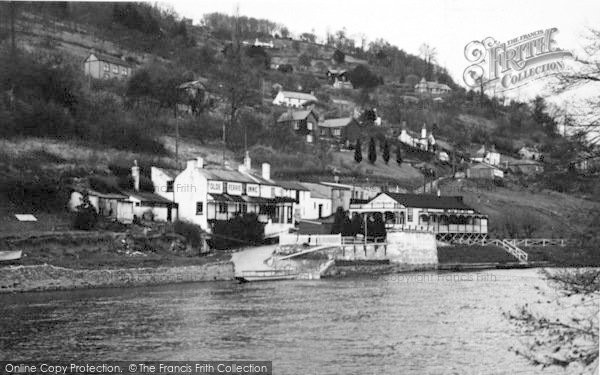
[497,240,528,263]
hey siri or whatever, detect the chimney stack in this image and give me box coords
[196,156,204,169]
[244,151,252,170]
[261,163,271,180]
[186,159,196,170]
[131,160,140,191]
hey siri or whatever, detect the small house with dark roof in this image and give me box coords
[319,117,362,144]
[349,192,488,240]
[277,109,320,143]
[83,52,133,80]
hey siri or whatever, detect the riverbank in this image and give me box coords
[0,261,234,293]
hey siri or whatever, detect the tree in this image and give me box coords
[382,140,390,164]
[331,207,347,234]
[396,145,403,165]
[368,137,377,164]
[300,32,316,43]
[332,49,345,64]
[419,43,438,80]
[354,139,362,163]
[349,64,381,89]
[298,53,312,68]
[350,213,363,236]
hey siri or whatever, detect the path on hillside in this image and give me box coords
[230,244,278,276]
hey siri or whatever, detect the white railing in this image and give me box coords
[279,233,342,246]
[498,240,528,263]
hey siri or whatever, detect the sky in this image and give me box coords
[169,0,600,92]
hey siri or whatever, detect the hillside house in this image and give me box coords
[507,160,543,175]
[471,145,501,166]
[349,192,488,241]
[272,91,317,107]
[466,163,504,180]
[398,123,436,152]
[326,69,353,89]
[518,146,542,160]
[415,78,451,96]
[319,117,362,144]
[69,189,134,224]
[277,109,320,143]
[83,52,133,80]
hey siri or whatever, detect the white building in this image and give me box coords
[415,77,452,96]
[151,157,299,238]
[471,145,501,166]
[83,52,133,80]
[272,91,318,107]
[398,123,435,151]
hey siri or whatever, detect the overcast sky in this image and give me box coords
[169,0,600,88]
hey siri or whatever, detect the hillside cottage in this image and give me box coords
[83,52,133,80]
[466,163,504,180]
[319,117,362,143]
[349,192,488,241]
[398,123,436,152]
[277,109,320,143]
[326,69,353,89]
[415,77,451,96]
[272,91,318,107]
[471,145,501,166]
[518,146,542,160]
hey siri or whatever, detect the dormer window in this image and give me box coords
[103,63,109,71]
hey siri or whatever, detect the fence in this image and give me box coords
[279,233,342,246]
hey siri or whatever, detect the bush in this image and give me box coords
[73,195,98,230]
[209,213,265,250]
[172,220,206,249]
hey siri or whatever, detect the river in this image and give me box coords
[0,269,565,374]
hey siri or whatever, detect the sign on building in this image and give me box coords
[208,181,223,194]
[246,184,260,197]
[227,182,243,196]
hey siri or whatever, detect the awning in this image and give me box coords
[208,194,246,203]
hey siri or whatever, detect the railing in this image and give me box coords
[452,238,568,247]
[498,239,528,263]
[279,233,342,246]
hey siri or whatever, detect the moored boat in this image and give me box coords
[235,269,298,283]
[0,250,22,262]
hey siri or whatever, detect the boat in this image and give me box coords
[235,269,298,283]
[0,250,22,262]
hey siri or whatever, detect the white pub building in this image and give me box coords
[151,156,298,238]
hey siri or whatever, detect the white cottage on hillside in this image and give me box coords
[272,91,318,107]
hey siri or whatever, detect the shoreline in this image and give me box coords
[0,261,235,294]
[1,259,578,294]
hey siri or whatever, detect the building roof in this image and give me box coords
[278,91,318,102]
[327,69,347,75]
[320,117,354,128]
[319,181,353,190]
[383,192,475,211]
[200,168,256,184]
[178,78,209,90]
[277,180,310,191]
[277,109,317,122]
[416,80,451,91]
[125,191,177,205]
[87,52,132,67]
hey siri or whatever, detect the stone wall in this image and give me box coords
[0,262,234,293]
[385,231,438,265]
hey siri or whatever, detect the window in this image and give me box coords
[307,122,313,130]
[218,203,227,213]
[103,63,109,71]
[332,128,341,137]
[166,181,174,192]
[196,202,203,215]
[112,65,118,73]
[293,122,299,130]
[407,208,413,222]
[135,202,140,207]
[121,67,128,75]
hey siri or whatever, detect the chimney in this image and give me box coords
[131,160,140,191]
[244,151,252,170]
[262,163,271,180]
[421,123,427,139]
[186,159,197,170]
[334,175,340,183]
[196,156,204,169]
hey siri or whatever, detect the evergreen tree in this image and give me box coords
[330,207,346,234]
[396,145,403,165]
[382,140,390,164]
[368,137,377,164]
[354,139,362,163]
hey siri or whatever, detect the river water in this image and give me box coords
[0,269,566,374]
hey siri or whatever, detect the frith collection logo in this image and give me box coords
[463,28,572,91]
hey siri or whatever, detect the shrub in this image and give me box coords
[209,213,265,250]
[73,195,98,230]
[172,220,206,249]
